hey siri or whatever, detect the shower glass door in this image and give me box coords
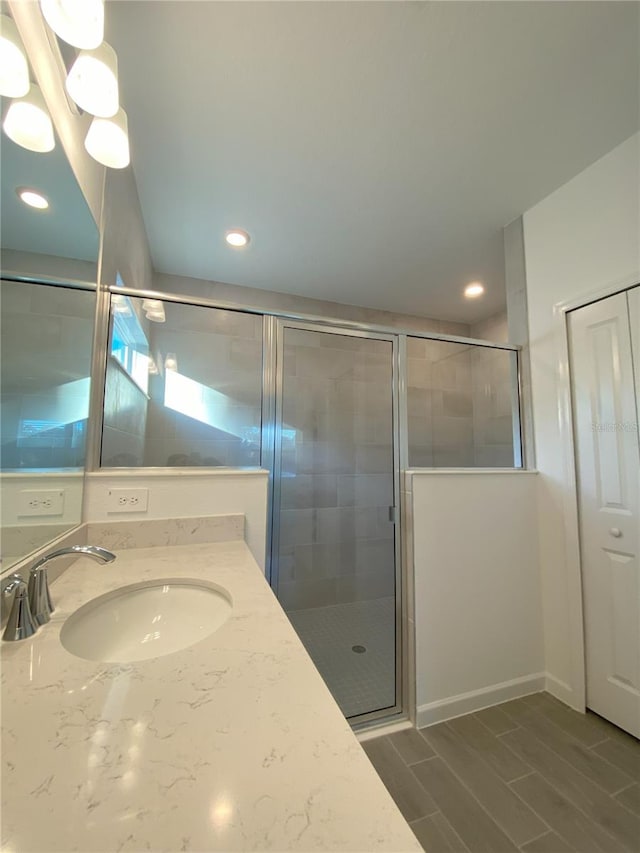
[270,321,401,722]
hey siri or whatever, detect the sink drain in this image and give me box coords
[352,644,367,654]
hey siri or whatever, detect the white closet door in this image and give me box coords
[569,291,640,737]
[628,286,639,433]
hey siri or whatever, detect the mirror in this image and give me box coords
[0,113,99,573]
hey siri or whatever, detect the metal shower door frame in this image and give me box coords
[261,316,404,725]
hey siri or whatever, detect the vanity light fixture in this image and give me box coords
[66,41,118,117]
[111,294,131,315]
[16,187,49,210]
[225,229,250,248]
[40,0,104,50]
[142,299,166,323]
[464,281,485,299]
[84,107,130,169]
[41,0,129,170]
[0,15,30,98]
[2,83,55,152]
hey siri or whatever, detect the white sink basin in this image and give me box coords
[60,578,232,663]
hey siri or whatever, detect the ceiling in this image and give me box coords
[107,1,639,323]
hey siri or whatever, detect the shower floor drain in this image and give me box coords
[352,644,367,654]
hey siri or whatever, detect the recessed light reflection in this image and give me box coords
[464,281,485,299]
[17,187,49,209]
[141,631,161,644]
[210,796,233,829]
[120,769,136,789]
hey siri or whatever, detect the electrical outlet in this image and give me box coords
[17,490,65,517]
[106,488,149,513]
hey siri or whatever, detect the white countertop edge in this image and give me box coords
[405,468,539,475]
[1,470,84,479]
[2,540,420,852]
[86,467,269,478]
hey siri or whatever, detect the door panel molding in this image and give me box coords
[569,290,640,736]
[550,278,640,712]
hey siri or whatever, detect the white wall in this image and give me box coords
[84,470,269,570]
[1,472,84,527]
[408,471,544,727]
[523,132,640,709]
[155,272,472,338]
[0,250,98,287]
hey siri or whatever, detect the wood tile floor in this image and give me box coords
[362,692,640,852]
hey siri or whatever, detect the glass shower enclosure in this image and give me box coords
[268,321,401,722]
[96,289,525,727]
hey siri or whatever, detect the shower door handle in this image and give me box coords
[388,506,397,523]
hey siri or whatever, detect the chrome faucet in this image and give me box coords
[28,545,116,626]
[3,574,38,641]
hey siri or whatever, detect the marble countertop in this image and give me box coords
[1,538,420,852]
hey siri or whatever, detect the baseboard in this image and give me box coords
[544,673,584,712]
[356,719,413,743]
[416,672,546,729]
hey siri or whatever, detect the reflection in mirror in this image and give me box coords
[101,295,263,468]
[0,118,99,574]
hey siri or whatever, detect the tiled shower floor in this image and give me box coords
[287,596,396,718]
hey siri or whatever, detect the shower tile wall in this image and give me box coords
[470,310,509,344]
[471,344,518,467]
[469,311,517,467]
[101,359,148,466]
[407,339,475,467]
[277,330,395,612]
[407,331,518,468]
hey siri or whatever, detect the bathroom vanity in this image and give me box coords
[1,522,420,852]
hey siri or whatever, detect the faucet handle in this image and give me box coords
[25,544,115,629]
[3,575,38,641]
[3,574,25,598]
[28,564,55,626]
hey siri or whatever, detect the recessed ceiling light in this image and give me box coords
[225,229,250,248]
[464,281,485,299]
[16,187,49,209]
